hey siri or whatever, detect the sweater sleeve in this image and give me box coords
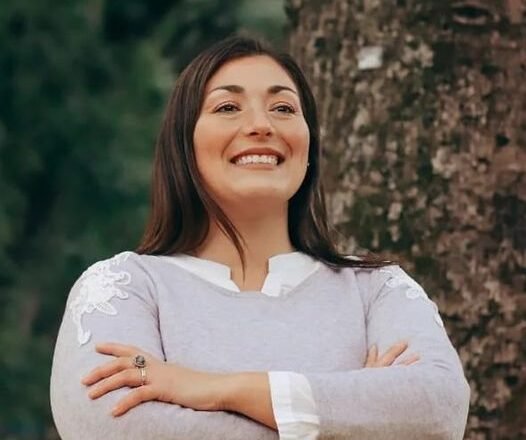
[301,265,470,440]
[50,251,278,440]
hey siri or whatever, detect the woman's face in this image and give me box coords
[193,55,310,213]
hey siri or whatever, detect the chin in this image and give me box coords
[222,189,291,209]
[239,191,287,202]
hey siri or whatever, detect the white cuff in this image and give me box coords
[268,371,320,440]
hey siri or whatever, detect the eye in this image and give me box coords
[215,103,240,113]
[272,104,296,114]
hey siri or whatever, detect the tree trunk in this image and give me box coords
[285,1,526,438]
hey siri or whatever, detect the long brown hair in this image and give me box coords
[136,35,392,276]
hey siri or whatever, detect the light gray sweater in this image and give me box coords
[50,251,470,439]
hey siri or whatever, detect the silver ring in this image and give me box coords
[139,366,147,386]
[133,355,147,386]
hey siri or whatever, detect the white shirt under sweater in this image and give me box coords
[156,252,322,440]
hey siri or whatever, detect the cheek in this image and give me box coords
[193,117,234,193]
[193,118,214,161]
[193,116,237,161]
[284,119,310,158]
[193,119,216,188]
[193,119,221,175]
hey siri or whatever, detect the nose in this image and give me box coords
[242,108,274,138]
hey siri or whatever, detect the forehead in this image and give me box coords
[205,55,298,93]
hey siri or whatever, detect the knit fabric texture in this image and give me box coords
[50,251,470,439]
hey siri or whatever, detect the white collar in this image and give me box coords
[156,251,320,295]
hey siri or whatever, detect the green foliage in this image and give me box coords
[0,0,163,435]
[0,0,286,437]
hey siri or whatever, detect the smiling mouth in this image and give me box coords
[231,154,283,166]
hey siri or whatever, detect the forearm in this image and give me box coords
[222,372,278,431]
[52,358,278,440]
[304,364,470,439]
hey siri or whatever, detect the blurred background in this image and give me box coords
[1,0,524,439]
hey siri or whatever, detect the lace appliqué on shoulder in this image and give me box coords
[379,267,444,328]
[69,251,133,346]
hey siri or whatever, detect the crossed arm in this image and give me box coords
[78,340,416,431]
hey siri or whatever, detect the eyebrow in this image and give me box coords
[207,84,298,96]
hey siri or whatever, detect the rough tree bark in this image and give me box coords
[285,1,526,439]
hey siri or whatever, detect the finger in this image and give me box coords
[95,342,142,357]
[112,386,155,417]
[82,357,130,385]
[399,354,420,366]
[88,369,141,399]
[378,341,408,366]
[364,345,378,367]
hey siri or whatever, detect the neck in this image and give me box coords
[192,204,294,279]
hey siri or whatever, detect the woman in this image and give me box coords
[50,36,470,439]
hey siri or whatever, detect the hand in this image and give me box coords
[364,340,420,368]
[81,342,226,416]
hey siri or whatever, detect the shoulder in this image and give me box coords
[79,250,141,274]
[351,263,434,310]
[67,251,157,345]
[76,251,160,286]
[340,258,424,299]
[69,251,156,308]
[336,259,445,328]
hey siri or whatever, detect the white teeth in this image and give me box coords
[234,154,279,166]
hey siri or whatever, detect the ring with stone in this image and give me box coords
[133,354,146,368]
[133,355,147,385]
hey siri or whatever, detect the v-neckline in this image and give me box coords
[155,256,327,299]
